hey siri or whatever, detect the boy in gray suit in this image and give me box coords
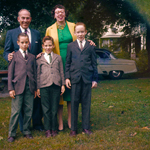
[36,36,65,137]
[8,33,37,142]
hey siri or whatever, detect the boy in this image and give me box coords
[65,22,98,136]
[36,36,65,137]
[8,33,37,142]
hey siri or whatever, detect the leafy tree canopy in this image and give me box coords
[0,0,145,37]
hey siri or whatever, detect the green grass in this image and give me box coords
[1,79,150,149]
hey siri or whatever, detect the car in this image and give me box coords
[95,48,137,79]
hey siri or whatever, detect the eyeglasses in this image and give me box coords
[55,11,65,14]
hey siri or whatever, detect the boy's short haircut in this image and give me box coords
[17,33,29,41]
[74,22,86,31]
[42,36,54,45]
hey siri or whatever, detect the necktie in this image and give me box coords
[49,53,52,63]
[25,29,31,50]
[25,29,27,34]
[24,51,28,60]
[80,41,83,51]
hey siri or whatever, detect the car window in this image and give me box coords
[108,53,116,59]
[96,52,109,59]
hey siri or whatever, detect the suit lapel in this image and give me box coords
[40,54,58,66]
[17,27,22,35]
[82,40,89,52]
[74,40,89,52]
[74,41,81,52]
[27,53,33,63]
[17,51,26,62]
[40,55,49,65]
[14,28,22,51]
[17,52,34,64]
[51,53,58,64]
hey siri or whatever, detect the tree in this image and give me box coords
[1,0,150,69]
[0,0,63,37]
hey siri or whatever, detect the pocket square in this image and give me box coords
[35,41,38,43]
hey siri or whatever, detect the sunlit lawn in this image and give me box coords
[0,78,150,150]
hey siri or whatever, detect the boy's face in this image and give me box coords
[74,25,87,41]
[17,36,29,51]
[42,40,54,54]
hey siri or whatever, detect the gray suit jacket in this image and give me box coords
[8,51,37,95]
[36,53,65,89]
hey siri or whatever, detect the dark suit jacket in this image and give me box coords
[3,27,41,62]
[65,40,98,84]
[8,51,37,95]
[36,53,65,89]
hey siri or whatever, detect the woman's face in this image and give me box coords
[54,8,66,23]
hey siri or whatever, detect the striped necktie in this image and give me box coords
[23,51,28,60]
[80,41,83,51]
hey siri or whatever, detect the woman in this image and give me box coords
[45,4,95,131]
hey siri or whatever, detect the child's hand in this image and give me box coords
[34,91,37,98]
[9,90,15,99]
[37,89,41,98]
[60,85,65,95]
[65,79,71,89]
[91,81,97,88]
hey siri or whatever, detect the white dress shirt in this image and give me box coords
[19,49,28,58]
[77,39,86,49]
[44,52,53,64]
[20,26,31,43]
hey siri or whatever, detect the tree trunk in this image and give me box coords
[146,23,150,71]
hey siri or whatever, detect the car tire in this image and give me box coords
[109,71,123,79]
[102,75,110,79]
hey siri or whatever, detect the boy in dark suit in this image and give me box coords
[36,36,65,137]
[8,33,37,142]
[65,22,98,137]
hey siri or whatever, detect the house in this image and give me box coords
[99,23,146,59]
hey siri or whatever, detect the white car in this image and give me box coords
[96,48,137,79]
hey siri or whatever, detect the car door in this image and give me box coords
[96,51,113,75]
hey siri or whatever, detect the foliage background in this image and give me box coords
[0,0,150,71]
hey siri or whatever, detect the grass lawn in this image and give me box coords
[0,78,150,149]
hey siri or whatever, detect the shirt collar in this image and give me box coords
[77,39,86,46]
[20,26,30,33]
[19,48,28,54]
[44,51,53,57]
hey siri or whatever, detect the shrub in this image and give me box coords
[114,51,130,59]
[0,49,8,70]
[135,49,148,72]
